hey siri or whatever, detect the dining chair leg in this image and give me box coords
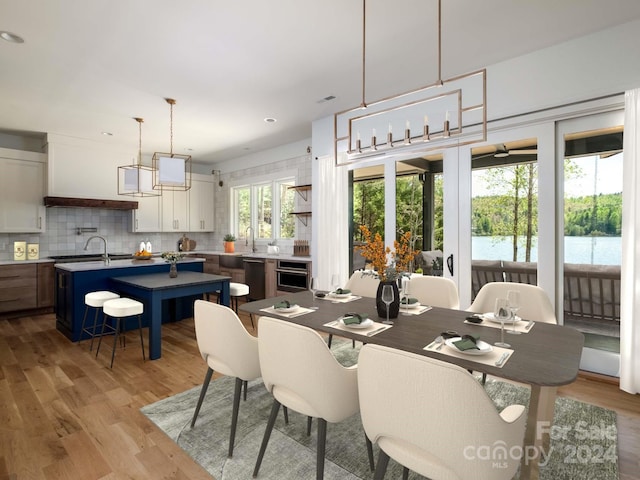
[307,416,313,436]
[327,334,333,348]
[373,449,390,480]
[243,380,248,401]
[365,434,375,471]
[402,466,409,479]
[316,418,327,480]
[481,373,487,385]
[190,367,214,428]
[229,377,243,457]
[283,406,289,424]
[253,399,281,478]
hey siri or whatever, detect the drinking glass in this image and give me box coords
[494,297,511,347]
[381,284,395,325]
[309,277,319,309]
[331,274,340,293]
[506,290,521,335]
[401,277,411,316]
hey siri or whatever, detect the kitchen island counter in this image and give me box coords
[55,258,208,341]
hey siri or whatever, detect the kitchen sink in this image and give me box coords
[219,254,245,269]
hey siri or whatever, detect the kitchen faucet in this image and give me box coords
[245,226,256,253]
[84,235,110,265]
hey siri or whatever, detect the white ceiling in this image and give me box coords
[2,0,640,165]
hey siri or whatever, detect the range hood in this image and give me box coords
[44,196,138,210]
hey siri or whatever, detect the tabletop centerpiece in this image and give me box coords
[355,225,419,319]
[161,251,185,278]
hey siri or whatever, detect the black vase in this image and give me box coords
[376,280,400,319]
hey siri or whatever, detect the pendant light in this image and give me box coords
[152,98,192,191]
[118,117,161,197]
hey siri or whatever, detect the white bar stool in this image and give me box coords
[96,297,145,368]
[206,282,252,327]
[80,291,120,351]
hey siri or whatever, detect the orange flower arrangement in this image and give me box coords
[355,225,419,282]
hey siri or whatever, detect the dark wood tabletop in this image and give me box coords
[240,291,584,388]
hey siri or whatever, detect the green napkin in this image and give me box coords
[401,296,419,305]
[274,300,292,309]
[334,288,351,295]
[453,334,480,351]
[342,312,368,325]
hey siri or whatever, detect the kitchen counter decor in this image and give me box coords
[161,251,185,278]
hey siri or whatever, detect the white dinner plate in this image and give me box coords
[445,337,493,356]
[482,312,521,324]
[339,317,374,329]
[330,292,351,299]
[274,304,299,313]
[400,300,421,309]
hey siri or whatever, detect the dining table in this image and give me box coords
[111,271,231,360]
[240,290,584,480]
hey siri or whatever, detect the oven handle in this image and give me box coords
[276,268,308,274]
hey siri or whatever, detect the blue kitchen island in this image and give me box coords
[54,258,229,353]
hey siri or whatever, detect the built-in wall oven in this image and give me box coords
[276,260,310,292]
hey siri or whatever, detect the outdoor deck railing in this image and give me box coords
[471,260,621,334]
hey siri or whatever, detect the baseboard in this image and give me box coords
[578,369,620,386]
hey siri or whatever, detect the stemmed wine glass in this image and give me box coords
[506,290,521,335]
[381,284,395,325]
[331,274,340,294]
[309,277,319,310]
[494,297,511,348]
[401,277,411,316]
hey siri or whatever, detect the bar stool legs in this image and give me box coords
[80,291,120,351]
[96,297,145,368]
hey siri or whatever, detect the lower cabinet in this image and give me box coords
[37,262,55,308]
[0,264,38,313]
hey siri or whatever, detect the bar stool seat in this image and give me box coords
[80,291,120,350]
[96,297,145,368]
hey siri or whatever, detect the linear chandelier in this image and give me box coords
[334,0,487,165]
[118,117,161,197]
[152,98,192,191]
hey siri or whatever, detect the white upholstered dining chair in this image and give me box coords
[467,281,557,324]
[358,344,526,480]
[407,275,460,309]
[344,270,380,298]
[190,300,261,457]
[253,316,374,480]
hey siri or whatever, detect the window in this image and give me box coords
[232,177,295,242]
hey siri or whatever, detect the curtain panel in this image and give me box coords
[620,89,640,394]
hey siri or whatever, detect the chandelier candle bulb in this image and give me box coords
[356,138,362,153]
[423,124,430,142]
[443,119,450,138]
[387,131,393,147]
[371,129,377,150]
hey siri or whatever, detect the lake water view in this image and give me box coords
[472,236,621,265]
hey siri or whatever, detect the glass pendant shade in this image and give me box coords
[118,117,161,197]
[152,98,192,191]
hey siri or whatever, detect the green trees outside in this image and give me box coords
[353,175,424,250]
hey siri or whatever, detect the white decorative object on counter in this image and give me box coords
[27,244,39,260]
[14,241,26,261]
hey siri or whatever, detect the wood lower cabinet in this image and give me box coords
[0,264,38,313]
[265,259,277,298]
[195,254,220,275]
[37,262,55,308]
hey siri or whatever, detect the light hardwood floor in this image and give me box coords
[1,310,638,479]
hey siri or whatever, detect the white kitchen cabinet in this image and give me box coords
[161,189,189,231]
[130,194,162,232]
[189,177,214,232]
[0,151,46,233]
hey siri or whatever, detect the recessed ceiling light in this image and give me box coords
[0,31,25,43]
[101,131,113,136]
[264,117,277,124]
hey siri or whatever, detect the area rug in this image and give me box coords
[141,341,618,480]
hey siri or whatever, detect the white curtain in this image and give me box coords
[620,89,640,394]
[316,154,349,290]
